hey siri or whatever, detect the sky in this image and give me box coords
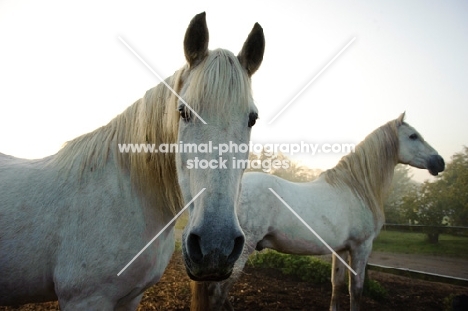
[0,0,467,183]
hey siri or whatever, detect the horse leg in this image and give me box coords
[190,280,236,311]
[61,292,144,311]
[330,250,348,311]
[59,296,115,311]
[58,283,144,311]
[348,242,372,311]
[116,293,144,311]
[191,281,211,311]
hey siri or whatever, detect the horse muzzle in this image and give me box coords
[184,256,234,282]
[182,247,237,281]
[427,154,445,176]
[181,226,244,281]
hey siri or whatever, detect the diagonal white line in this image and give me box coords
[117,188,206,276]
[268,188,357,276]
[268,37,356,124]
[118,36,207,125]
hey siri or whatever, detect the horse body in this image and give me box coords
[240,174,378,257]
[202,113,445,311]
[0,127,176,309]
[1,12,265,310]
[206,174,380,311]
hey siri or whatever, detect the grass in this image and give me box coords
[373,230,468,258]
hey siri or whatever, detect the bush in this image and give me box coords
[248,249,286,268]
[248,250,387,300]
[363,278,387,301]
[248,250,330,284]
[443,294,457,311]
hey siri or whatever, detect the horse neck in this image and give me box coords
[117,76,183,216]
[52,72,183,217]
[325,121,399,223]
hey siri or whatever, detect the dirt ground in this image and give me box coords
[1,251,467,311]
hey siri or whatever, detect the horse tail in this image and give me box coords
[190,280,211,311]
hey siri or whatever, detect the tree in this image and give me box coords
[399,182,445,243]
[437,146,468,226]
[399,146,468,243]
[399,185,421,225]
[245,152,264,173]
[246,147,321,182]
[384,165,418,224]
[269,152,321,182]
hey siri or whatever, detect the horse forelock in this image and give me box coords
[324,119,400,223]
[181,48,253,121]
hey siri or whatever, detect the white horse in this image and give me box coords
[0,12,265,310]
[194,113,445,311]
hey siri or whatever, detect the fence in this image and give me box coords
[367,264,468,287]
[382,224,468,236]
[369,224,468,287]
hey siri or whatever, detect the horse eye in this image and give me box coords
[248,112,258,127]
[178,106,191,122]
[409,133,418,140]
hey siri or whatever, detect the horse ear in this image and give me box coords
[397,112,406,126]
[184,12,209,68]
[238,23,265,77]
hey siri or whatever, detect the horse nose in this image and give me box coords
[436,155,445,171]
[186,228,245,266]
[428,154,445,175]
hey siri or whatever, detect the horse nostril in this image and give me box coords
[187,233,203,264]
[227,234,245,265]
